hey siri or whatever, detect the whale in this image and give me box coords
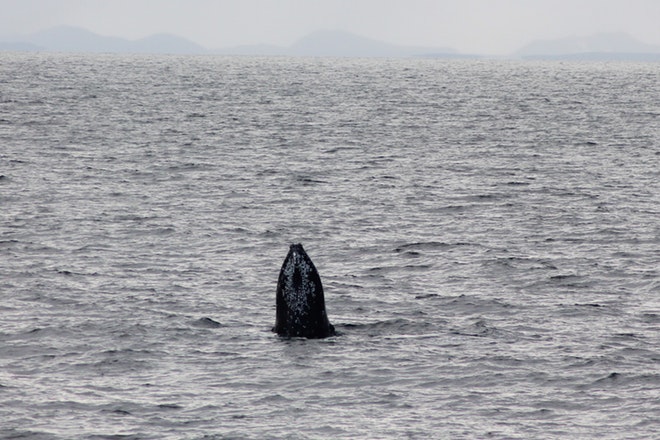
[273,244,335,338]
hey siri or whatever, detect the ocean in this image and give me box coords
[0,52,658,439]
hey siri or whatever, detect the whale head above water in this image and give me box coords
[273,243,335,339]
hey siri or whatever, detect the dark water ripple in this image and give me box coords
[1,53,659,439]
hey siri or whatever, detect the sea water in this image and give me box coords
[0,53,658,439]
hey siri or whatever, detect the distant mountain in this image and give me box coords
[4,27,659,60]
[514,32,660,60]
[131,33,208,54]
[290,30,394,57]
[0,41,43,51]
[3,26,207,54]
[0,26,460,58]
[215,30,460,58]
[287,30,457,58]
[27,26,132,53]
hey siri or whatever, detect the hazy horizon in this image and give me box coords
[2,0,660,55]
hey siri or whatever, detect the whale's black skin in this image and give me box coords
[274,244,335,338]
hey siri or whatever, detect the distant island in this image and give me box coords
[0,26,208,55]
[1,26,659,61]
[514,32,660,61]
[0,26,461,58]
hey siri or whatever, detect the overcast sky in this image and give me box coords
[2,0,659,54]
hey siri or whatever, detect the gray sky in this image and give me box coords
[2,0,659,54]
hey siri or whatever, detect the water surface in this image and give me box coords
[1,53,658,439]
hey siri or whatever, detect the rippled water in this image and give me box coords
[1,53,659,439]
